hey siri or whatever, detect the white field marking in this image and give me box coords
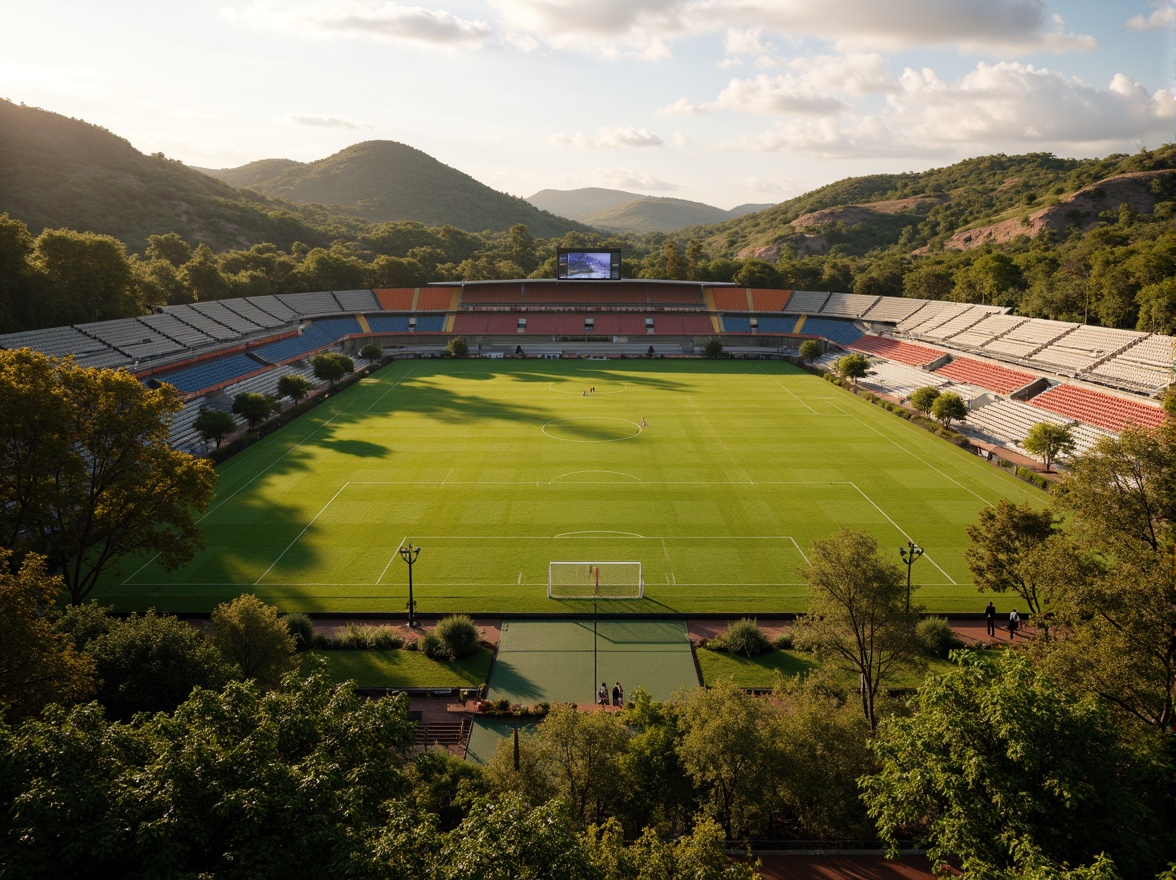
[548,469,642,483]
[662,538,676,585]
[361,363,419,413]
[120,580,854,589]
[254,482,352,585]
[553,530,647,538]
[123,380,373,584]
[518,571,523,585]
[541,417,642,442]
[826,397,1001,509]
[754,363,820,414]
[789,536,810,565]
[374,534,409,586]
[441,467,455,485]
[844,481,958,585]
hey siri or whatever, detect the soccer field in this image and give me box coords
[95,358,1047,614]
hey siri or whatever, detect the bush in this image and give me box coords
[420,632,453,662]
[712,618,773,656]
[329,623,404,650]
[433,614,480,660]
[773,631,794,651]
[284,612,315,651]
[917,617,964,659]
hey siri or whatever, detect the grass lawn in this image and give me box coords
[697,647,958,689]
[96,358,1045,615]
[307,647,493,689]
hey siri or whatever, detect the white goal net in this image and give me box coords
[548,562,644,599]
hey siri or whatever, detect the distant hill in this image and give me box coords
[204,141,588,238]
[0,99,347,254]
[694,149,1176,260]
[526,187,772,233]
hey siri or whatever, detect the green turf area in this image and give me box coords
[487,619,698,705]
[306,648,493,689]
[696,647,958,689]
[95,358,1046,614]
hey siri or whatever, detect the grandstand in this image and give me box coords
[1,276,1170,464]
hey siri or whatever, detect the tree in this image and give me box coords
[193,407,237,448]
[32,227,141,325]
[798,339,822,363]
[0,351,217,605]
[834,352,870,389]
[209,594,298,690]
[795,528,918,729]
[908,385,941,414]
[964,500,1062,616]
[310,351,353,387]
[231,391,275,430]
[0,551,95,722]
[446,336,469,358]
[675,677,781,839]
[861,651,1168,880]
[359,342,383,362]
[930,390,967,428]
[275,373,312,405]
[702,338,724,358]
[56,603,231,722]
[0,666,418,878]
[1022,421,1076,472]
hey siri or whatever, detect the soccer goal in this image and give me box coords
[548,562,644,599]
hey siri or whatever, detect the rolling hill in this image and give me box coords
[0,99,350,254]
[204,141,588,238]
[527,187,772,232]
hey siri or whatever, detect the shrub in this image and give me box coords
[773,631,794,651]
[712,618,773,656]
[284,612,315,651]
[420,632,453,662]
[917,617,963,659]
[433,614,480,660]
[330,623,404,650]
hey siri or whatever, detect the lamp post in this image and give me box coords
[399,541,420,627]
[899,540,923,614]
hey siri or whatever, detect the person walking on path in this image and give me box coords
[611,682,623,708]
[985,601,996,637]
[1008,609,1020,639]
[598,682,609,706]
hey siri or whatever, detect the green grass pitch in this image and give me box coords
[95,358,1046,615]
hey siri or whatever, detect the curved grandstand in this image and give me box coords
[1,280,1171,464]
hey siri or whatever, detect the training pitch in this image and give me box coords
[95,358,1046,614]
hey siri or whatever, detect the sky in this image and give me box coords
[3,0,1176,210]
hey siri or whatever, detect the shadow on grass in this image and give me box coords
[307,647,493,689]
[695,648,819,688]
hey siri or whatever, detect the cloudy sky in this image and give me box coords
[4,0,1175,209]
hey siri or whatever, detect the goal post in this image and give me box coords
[548,562,644,599]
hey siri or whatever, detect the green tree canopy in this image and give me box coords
[0,351,217,604]
[798,339,822,363]
[310,351,353,386]
[275,373,312,404]
[930,390,967,428]
[193,407,237,448]
[231,391,276,430]
[795,527,918,729]
[1022,421,1077,472]
[908,385,941,414]
[964,500,1062,616]
[861,651,1168,880]
[0,551,95,722]
[834,352,870,388]
[208,594,298,690]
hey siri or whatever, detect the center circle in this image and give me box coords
[542,417,642,443]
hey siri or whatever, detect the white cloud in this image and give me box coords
[707,54,895,115]
[288,114,372,130]
[671,130,691,147]
[550,125,664,147]
[489,0,694,58]
[656,97,703,116]
[226,1,493,47]
[589,167,680,191]
[1125,4,1176,30]
[722,60,1176,160]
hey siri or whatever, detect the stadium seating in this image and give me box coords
[374,288,416,311]
[848,335,943,367]
[367,316,412,333]
[1028,325,1143,374]
[965,398,1112,459]
[245,295,300,323]
[820,293,879,318]
[333,289,380,312]
[797,318,864,346]
[858,360,954,400]
[722,315,752,332]
[711,288,750,312]
[1027,383,1167,433]
[418,287,459,311]
[190,301,266,335]
[947,313,1027,349]
[755,315,798,334]
[932,358,1037,395]
[276,291,345,315]
[221,298,288,329]
[160,304,242,341]
[747,289,791,311]
[155,353,262,395]
[1089,335,1175,392]
[783,290,830,313]
[861,297,926,323]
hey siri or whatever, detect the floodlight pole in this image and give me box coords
[399,542,421,627]
[899,540,923,614]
